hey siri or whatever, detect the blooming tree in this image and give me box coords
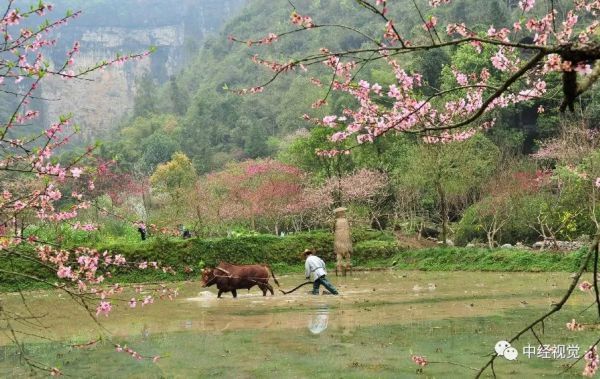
[232,0,600,376]
[201,159,304,233]
[288,168,390,230]
[0,2,168,374]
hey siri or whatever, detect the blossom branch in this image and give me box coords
[475,236,599,378]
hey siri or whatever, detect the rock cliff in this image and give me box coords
[40,0,246,143]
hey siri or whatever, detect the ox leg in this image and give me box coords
[259,285,267,296]
[231,289,237,298]
[217,290,223,299]
[266,283,274,295]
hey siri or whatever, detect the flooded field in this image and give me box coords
[1,270,597,378]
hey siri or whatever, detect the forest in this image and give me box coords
[68,0,600,250]
[1,0,600,377]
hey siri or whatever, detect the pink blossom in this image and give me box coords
[50,368,62,377]
[583,345,599,377]
[453,70,468,86]
[13,201,26,211]
[423,16,437,31]
[579,281,593,291]
[411,355,429,367]
[57,266,73,279]
[311,99,327,108]
[519,0,536,12]
[141,296,154,306]
[371,83,382,94]
[566,318,584,331]
[323,115,338,126]
[513,21,522,31]
[290,11,314,28]
[595,178,600,188]
[4,10,22,25]
[429,0,451,7]
[358,80,370,90]
[491,50,510,71]
[95,301,112,317]
[70,167,83,178]
[129,298,137,308]
[387,84,401,99]
[113,254,126,266]
[575,64,593,75]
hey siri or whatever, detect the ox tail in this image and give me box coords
[266,265,280,287]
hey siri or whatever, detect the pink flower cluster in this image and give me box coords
[114,344,160,363]
[566,318,584,331]
[423,16,438,31]
[96,301,112,317]
[411,355,429,367]
[583,345,599,377]
[228,33,278,47]
[579,280,593,291]
[429,0,451,7]
[519,0,536,12]
[290,11,314,28]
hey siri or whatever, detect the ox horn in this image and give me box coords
[215,267,231,276]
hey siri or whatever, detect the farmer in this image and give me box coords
[303,249,339,295]
[135,221,147,241]
[178,224,191,239]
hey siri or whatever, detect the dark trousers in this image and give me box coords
[313,275,339,295]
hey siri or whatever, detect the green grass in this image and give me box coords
[390,247,589,272]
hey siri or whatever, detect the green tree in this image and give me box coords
[139,132,179,174]
[133,72,159,117]
[408,134,500,244]
[150,152,198,220]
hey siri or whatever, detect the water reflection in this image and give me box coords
[308,304,329,334]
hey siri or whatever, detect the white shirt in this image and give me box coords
[305,255,327,281]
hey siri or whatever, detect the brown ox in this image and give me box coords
[201,262,280,298]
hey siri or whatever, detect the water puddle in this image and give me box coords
[0,270,586,343]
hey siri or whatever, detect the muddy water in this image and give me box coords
[0,270,584,344]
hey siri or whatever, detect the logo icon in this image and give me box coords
[495,340,518,361]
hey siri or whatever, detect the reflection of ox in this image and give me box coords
[201,262,280,298]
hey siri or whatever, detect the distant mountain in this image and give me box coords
[37,0,247,143]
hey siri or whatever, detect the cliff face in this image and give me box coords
[40,0,246,143]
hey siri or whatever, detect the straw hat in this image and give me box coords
[333,207,347,216]
[301,248,314,257]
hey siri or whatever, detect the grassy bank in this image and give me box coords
[0,232,592,291]
[0,229,395,291]
[390,246,590,272]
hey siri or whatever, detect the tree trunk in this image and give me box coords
[487,230,495,249]
[437,184,448,245]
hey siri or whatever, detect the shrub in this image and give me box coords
[0,229,397,290]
